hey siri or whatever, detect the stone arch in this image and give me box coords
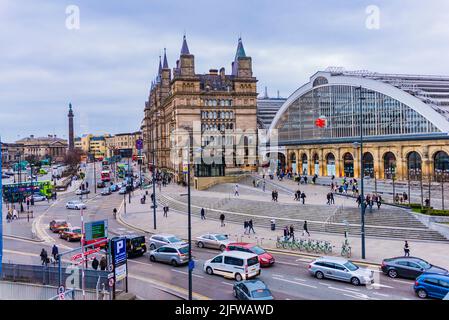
[312,153,320,175]
[433,150,449,181]
[301,153,308,175]
[363,152,374,178]
[407,151,422,180]
[325,152,336,176]
[383,151,397,179]
[343,152,354,177]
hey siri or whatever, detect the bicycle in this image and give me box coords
[341,239,352,258]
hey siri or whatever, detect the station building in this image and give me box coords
[269,68,449,181]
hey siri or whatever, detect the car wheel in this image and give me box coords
[149,244,156,250]
[150,255,156,262]
[220,245,226,252]
[206,267,213,275]
[235,273,243,282]
[387,269,398,278]
[315,271,324,279]
[351,277,361,286]
[198,242,204,248]
[171,259,178,267]
[417,288,427,299]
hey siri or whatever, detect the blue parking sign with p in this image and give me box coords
[113,238,127,265]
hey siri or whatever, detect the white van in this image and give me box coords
[203,251,260,281]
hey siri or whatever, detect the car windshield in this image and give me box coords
[251,289,272,299]
[416,260,431,269]
[247,257,259,266]
[215,235,228,241]
[167,236,182,243]
[178,247,189,255]
[343,261,359,271]
[131,237,145,246]
[251,246,266,255]
[72,229,82,234]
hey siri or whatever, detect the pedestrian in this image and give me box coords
[330,192,335,204]
[271,190,275,201]
[113,208,117,219]
[248,219,255,234]
[262,180,266,192]
[425,198,430,207]
[326,193,331,205]
[220,213,225,227]
[283,226,289,241]
[12,208,18,220]
[92,257,99,270]
[100,256,107,271]
[289,225,295,241]
[404,241,410,257]
[300,192,306,204]
[376,195,382,210]
[40,248,48,266]
[244,220,248,234]
[26,198,30,211]
[303,221,310,237]
[403,192,408,203]
[51,244,59,263]
[234,184,239,196]
[200,208,206,220]
[304,176,308,184]
[163,206,168,217]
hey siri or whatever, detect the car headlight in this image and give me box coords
[260,258,268,262]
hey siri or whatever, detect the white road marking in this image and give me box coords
[221,281,234,286]
[343,287,361,292]
[393,279,414,285]
[275,261,299,266]
[296,258,312,263]
[293,277,307,282]
[272,277,317,289]
[171,269,204,278]
[319,282,329,286]
[272,274,284,278]
[371,283,395,289]
[128,259,152,267]
[343,293,369,300]
[372,292,390,297]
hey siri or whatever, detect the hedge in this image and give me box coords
[412,208,449,216]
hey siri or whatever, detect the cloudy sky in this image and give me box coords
[1,0,449,142]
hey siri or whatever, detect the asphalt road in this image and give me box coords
[3,162,421,300]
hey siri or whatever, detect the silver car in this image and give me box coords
[196,233,231,251]
[149,244,189,266]
[66,200,87,210]
[149,234,186,250]
[308,256,375,286]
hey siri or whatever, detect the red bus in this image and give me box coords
[101,170,111,182]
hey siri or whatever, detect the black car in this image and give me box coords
[109,235,147,258]
[97,181,106,188]
[381,256,448,279]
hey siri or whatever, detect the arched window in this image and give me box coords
[313,153,319,175]
[407,151,422,180]
[434,151,449,181]
[384,152,396,179]
[326,153,336,176]
[363,152,374,178]
[301,153,308,175]
[343,153,354,178]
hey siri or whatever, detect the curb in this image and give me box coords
[4,234,45,243]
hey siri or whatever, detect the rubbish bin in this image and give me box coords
[270,219,276,231]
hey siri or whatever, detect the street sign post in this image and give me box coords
[111,237,128,299]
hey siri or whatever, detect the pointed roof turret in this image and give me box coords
[163,48,169,69]
[68,103,74,117]
[234,37,247,60]
[180,34,190,55]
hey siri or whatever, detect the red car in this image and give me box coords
[226,243,275,267]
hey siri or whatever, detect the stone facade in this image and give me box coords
[284,139,449,180]
[142,36,258,182]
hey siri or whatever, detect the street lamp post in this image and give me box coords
[355,86,366,260]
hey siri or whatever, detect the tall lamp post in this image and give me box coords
[151,111,160,230]
[355,86,366,260]
[0,138,4,277]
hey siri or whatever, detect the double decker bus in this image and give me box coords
[101,170,111,182]
[2,181,53,203]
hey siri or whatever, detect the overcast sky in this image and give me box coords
[1,0,449,142]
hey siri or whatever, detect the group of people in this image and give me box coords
[356,193,383,211]
[326,192,335,205]
[243,219,255,234]
[283,221,310,240]
[394,192,408,204]
[293,190,306,204]
[40,245,108,271]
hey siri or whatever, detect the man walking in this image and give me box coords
[248,219,255,234]
[330,192,335,204]
[303,220,310,237]
[100,256,107,271]
[220,213,225,227]
[200,208,206,220]
[92,257,99,270]
[404,240,410,257]
[262,180,266,192]
[234,184,239,196]
[51,244,59,264]
[289,225,295,241]
[300,192,306,204]
[326,193,331,205]
[40,248,48,266]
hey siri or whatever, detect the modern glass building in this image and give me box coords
[269,68,449,180]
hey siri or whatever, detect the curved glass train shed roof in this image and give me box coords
[270,68,449,145]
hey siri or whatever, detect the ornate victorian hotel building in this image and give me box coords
[142,36,258,187]
[270,68,449,181]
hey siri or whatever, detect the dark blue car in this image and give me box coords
[109,184,119,192]
[414,273,449,299]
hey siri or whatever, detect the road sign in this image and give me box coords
[58,285,65,294]
[109,278,115,287]
[84,220,108,242]
[70,247,101,261]
[115,263,127,282]
[112,237,127,265]
[108,272,114,279]
[108,264,114,272]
